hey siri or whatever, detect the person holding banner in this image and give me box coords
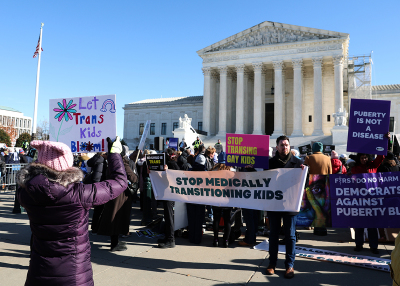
[352,152,384,254]
[266,135,303,279]
[186,146,215,244]
[158,148,179,248]
[16,138,128,286]
[210,154,234,248]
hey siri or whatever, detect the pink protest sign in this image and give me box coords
[225,133,269,169]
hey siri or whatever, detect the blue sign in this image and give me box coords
[168,138,179,150]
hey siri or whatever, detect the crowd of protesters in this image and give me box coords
[5,132,400,284]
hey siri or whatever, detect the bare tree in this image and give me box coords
[36,119,49,140]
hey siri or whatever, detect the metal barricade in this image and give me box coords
[1,163,29,191]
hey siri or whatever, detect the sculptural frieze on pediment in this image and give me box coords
[207,27,338,52]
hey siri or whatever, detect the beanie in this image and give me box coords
[331,150,338,159]
[195,154,206,165]
[30,140,73,171]
[312,142,323,153]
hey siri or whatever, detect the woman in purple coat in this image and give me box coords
[17,137,128,286]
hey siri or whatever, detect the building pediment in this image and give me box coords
[197,21,349,56]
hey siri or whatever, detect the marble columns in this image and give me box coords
[235,64,245,134]
[271,60,285,138]
[202,67,211,135]
[312,57,324,135]
[217,66,228,137]
[291,58,304,137]
[333,55,344,114]
[252,62,265,135]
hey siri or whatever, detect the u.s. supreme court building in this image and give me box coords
[123,21,400,149]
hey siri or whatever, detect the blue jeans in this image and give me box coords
[355,228,378,248]
[268,212,297,268]
[242,209,260,244]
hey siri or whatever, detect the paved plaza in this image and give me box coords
[0,191,394,286]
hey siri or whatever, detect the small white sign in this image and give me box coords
[49,95,117,152]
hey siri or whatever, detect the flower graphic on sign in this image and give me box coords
[53,99,77,142]
[80,142,87,151]
[86,141,94,152]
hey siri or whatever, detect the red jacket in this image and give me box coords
[331,158,347,174]
[351,155,384,174]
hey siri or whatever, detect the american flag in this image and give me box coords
[33,35,43,58]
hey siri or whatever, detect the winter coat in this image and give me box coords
[304,152,332,175]
[331,158,347,174]
[19,153,28,164]
[269,152,302,170]
[351,155,384,174]
[17,153,128,286]
[5,152,20,164]
[86,153,107,183]
[214,143,223,154]
[0,160,5,177]
[177,151,191,170]
[377,159,399,173]
[97,156,137,237]
[167,159,180,171]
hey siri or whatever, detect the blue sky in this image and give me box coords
[1,0,399,138]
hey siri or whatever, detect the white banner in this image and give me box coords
[49,95,117,152]
[174,202,188,230]
[255,240,390,272]
[149,168,308,212]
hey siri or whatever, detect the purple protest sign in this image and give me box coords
[330,172,400,228]
[347,98,390,155]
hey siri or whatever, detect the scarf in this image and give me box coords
[276,151,292,167]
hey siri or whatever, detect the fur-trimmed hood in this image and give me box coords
[17,163,84,188]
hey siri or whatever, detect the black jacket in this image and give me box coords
[177,152,192,170]
[87,154,107,183]
[377,161,400,173]
[269,152,302,170]
[167,160,180,171]
[0,160,5,177]
[19,154,28,164]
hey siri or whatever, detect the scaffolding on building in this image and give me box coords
[347,55,372,102]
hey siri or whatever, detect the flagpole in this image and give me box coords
[32,22,44,139]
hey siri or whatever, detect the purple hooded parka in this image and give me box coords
[17,153,128,286]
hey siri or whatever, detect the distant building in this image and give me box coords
[371,84,400,134]
[123,96,203,149]
[0,106,32,146]
[123,20,400,151]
